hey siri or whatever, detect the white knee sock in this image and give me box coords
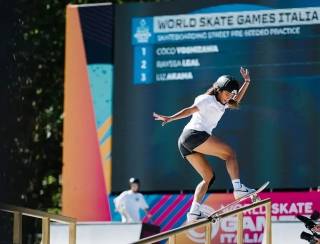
[190,201,201,214]
[232,179,242,190]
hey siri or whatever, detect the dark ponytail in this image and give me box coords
[206,86,218,96]
[227,99,239,109]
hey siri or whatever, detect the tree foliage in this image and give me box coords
[1,0,172,242]
[1,0,173,211]
[0,0,178,241]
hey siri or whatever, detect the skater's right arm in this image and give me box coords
[153,106,198,126]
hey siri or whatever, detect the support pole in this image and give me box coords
[13,212,22,244]
[237,212,244,244]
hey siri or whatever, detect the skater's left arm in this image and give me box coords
[233,67,251,103]
[153,105,198,126]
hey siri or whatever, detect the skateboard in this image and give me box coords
[207,181,270,222]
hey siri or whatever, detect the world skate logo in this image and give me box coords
[134,19,152,43]
[186,204,219,243]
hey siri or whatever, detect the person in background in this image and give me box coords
[114,177,152,223]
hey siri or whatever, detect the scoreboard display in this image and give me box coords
[113,0,320,192]
[131,6,319,85]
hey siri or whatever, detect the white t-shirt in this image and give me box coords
[184,94,228,134]
[113,190,149,223]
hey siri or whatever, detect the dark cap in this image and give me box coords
[213,75,239,94]
[129,177,140,185]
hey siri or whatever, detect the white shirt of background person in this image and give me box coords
[114,178,151,223]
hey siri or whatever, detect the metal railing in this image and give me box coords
[133,198,272,244]
[0,203,77,244]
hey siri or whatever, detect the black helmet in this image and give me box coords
[129,177,140,185]
[213,75,239,94]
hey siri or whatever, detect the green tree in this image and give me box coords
[1,0,171,212]
[1,0,172,242]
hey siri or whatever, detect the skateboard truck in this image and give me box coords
[208,214,219,223]
[250,194,261,202]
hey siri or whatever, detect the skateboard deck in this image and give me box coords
[207,181,270,222]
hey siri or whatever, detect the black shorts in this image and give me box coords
[178,129,210,158]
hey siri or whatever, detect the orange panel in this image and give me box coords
[62,5,111,221]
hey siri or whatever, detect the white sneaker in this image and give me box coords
[186,211,207,223]
[233,184,255,199]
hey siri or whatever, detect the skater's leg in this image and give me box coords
[185,152,215,216]
[193,136,239,180]
[194,136,254,199]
